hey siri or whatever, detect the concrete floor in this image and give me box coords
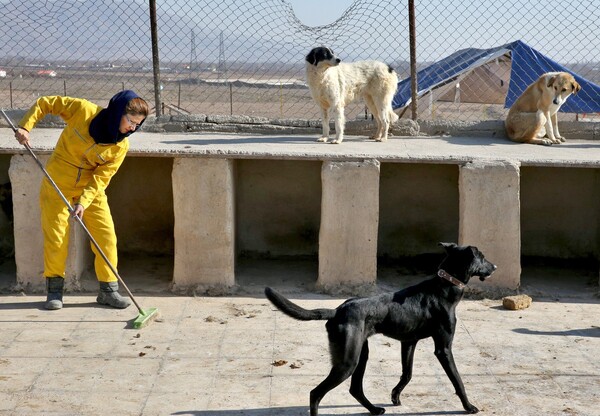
[0,256,599,416]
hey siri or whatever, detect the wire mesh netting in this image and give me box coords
[0,0,598,122]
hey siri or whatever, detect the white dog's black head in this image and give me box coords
[306,47,341,67]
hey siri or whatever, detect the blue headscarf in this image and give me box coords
[89,90,144,144]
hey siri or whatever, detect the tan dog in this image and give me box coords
[505,72,581,145]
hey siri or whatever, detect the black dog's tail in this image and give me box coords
[265,287,336,321]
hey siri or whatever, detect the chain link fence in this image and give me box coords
[0,0,598,122]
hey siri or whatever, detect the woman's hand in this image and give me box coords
[15,128,30,146]
[71,203,85,219]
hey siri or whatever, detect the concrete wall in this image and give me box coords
[100,159,600,266]
[3,151,600,292]
[0,155,13,258]
[379,163,459,257]
[235,160,322,257]
[107,157,174,255]
[0,155,9,183]
[521,167,600,259]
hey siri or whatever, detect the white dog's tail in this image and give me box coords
[385,65,400,124]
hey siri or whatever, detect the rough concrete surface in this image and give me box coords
[2,127,600,167]
[0,273,599,416]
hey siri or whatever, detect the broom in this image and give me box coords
[1,109,159,329]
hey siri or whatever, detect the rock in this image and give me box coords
[502,294,532,310]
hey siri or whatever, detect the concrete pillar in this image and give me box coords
[318,159,380,289]
[9,154,92,292]
[459,160,521,289]
[65,225,94,291]
[9,154,45,291]
[172,158,235,289]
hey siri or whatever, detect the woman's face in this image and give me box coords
[119,113,145,134]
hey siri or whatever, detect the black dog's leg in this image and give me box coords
[310,329,365,416]
[310,365,356,416]
[391,340,417,406]
[433,336,478,414]
[349,340,385,415]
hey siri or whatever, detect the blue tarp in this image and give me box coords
[392,40,600,114]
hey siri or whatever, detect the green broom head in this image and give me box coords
[132,308,160,329]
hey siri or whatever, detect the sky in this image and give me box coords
[286,0,355,27]
[281,0,599,62]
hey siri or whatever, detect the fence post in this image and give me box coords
[9,81,13,109]
[408,0,418,121]
[178,81,181,109]
[149,0,162,116]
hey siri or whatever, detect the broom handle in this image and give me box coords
[1,109,144,313]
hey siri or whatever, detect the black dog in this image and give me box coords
[265,243,496,415]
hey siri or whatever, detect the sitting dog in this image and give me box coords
[265,243,496,415]
[305,46,399,144]
[505,71,581,145]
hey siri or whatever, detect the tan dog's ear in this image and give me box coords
[547,75,557,88]
[572,81,581,95]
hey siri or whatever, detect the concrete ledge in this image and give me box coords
[419,119,600,141]
[3,128,600,168]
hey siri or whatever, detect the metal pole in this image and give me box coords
[408,0,418,121]
[178,81,181,109]
[149,0,162,116]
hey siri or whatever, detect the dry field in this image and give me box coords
[2,74,595,122]
[0,74,344,120]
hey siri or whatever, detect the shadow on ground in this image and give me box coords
[172,406,466,415]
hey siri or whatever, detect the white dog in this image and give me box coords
[505,72,581,145]
[305,46,399,144]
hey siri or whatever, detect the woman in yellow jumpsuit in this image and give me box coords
[14,90,148,310]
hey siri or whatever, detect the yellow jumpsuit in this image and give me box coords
[19,96,129,282]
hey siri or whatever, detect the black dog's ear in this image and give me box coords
[306,49,317,66]
[469,246,480,256]
[439,242,457,251]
